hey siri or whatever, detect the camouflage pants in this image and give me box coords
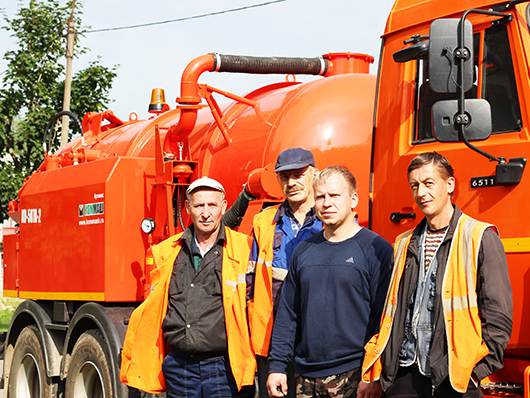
[295,367,360,398]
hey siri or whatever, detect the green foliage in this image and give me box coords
[0,161,26,220]
[0,0,117,222]
[57,58,117,115]
[0,298,22,332]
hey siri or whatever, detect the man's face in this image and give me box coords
[276,166,315,206]
[314,174,358,229]
[185,189,227,237]
[408,163,455,220]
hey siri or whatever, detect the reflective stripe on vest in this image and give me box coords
[226,273,246,292]
[443,214,493,392]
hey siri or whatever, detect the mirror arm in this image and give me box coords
[456,9,510,165]
[458,123,505,163]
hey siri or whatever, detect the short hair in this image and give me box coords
[407,152,454,180]
[312,166,358,195]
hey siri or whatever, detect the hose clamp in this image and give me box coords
[212,52,222,72]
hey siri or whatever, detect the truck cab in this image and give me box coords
[372,0,530,393]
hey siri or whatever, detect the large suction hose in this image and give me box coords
[211,53,328,75]
[163,53,331,156]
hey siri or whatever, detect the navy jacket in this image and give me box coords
[268,228,392,377]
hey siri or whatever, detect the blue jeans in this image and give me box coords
[162,350,255,398]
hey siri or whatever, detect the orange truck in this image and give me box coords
[3,0,530,397]
[1,52,376,397]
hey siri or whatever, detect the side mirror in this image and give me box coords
[429,19,474,93]
[432,99,492,142]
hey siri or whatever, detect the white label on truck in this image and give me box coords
[21,208,42,224]
[78,201,105,226]
[78,202,104,217]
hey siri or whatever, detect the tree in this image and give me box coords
[0,0,117,222]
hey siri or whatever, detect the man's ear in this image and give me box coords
[351,192,359,210]
[447,176,456,195]
[185,200,191,215]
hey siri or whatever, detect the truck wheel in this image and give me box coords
[64,329,112,398]
[8,325,55,398]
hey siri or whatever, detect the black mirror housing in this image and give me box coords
[393,40,430,63]
[496,158,526,185]
[429,19,474,93]
[432,99,492,142]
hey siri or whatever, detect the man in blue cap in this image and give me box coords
[247,148,322,398]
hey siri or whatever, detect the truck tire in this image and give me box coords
[8,325,56,398]
[64,329,112,398]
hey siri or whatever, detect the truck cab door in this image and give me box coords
[372,10,524,238]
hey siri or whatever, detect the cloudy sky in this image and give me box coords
[1,0,396,121]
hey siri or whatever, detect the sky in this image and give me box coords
[0,0,396,121]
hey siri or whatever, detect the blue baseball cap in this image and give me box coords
[274,148,315,173]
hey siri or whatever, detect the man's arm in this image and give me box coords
[223,185,256,229]
[472,228,513,381]
[367,237,393,337]
[268,251,301,376]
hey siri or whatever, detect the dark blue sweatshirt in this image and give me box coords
[268,228,392,378]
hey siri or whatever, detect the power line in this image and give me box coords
[86,0,287,33]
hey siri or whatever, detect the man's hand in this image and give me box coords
[267,372,288,397]
[357,380,382,398]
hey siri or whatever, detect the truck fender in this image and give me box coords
[61,302,136,396]
[4,300,62,380]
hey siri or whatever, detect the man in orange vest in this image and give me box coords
[361,152,513,398]
[120,177,255,398]
[247,148,322,398]
[267,166,392,398]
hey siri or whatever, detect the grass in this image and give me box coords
[0,297,21,332]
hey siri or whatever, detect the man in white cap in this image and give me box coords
[121,177,256,398]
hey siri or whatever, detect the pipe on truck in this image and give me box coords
[163,53,333,156]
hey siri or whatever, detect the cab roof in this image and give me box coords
[384,0,512,36]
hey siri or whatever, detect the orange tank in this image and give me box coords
[6,52,376,304]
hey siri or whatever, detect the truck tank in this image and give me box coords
[2,52,376,397]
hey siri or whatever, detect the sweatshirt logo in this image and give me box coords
[346,257,354,264]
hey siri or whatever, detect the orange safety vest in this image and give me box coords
[247,205,281,356]
[120,227,255,393]
[362,214,494,393]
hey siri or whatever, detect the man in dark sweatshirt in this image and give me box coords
[266,166,392,398]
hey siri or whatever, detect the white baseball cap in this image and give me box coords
[186,177,226,196]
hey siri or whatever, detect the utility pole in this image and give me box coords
[61,0,76,148]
